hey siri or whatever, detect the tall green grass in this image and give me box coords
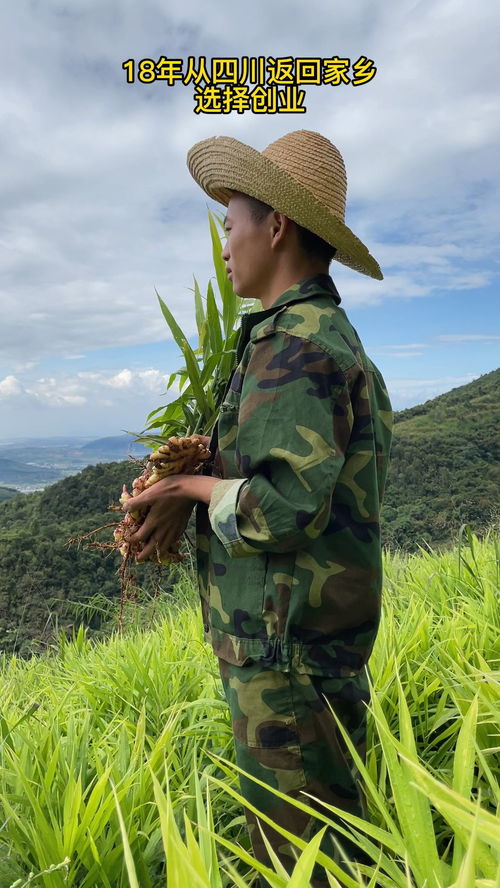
[1,528,498,887]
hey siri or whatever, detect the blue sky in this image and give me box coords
[0,0,499,438]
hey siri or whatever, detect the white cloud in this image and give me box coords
[437,334,500,342]
[335,270,433,307]
[0,367,169,412]
[0,363,178,435]
[384,344,427,349]
[0,375,23,397]
[370,343,430,359]
[25,377,89,407]
[387,373,480,409]
[137,369,166,390]
[385,351,426,359]
[102,368,167,390]
[106,369,133,388]
[60,395,87,405]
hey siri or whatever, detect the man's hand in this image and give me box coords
[121,473,222,563]
[122,476,193,563]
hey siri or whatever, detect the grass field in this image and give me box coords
[0,527,499,887]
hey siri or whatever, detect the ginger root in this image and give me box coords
[115,435,211,564]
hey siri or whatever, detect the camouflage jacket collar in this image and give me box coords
[236,273,341,362]
[271,273,341,311]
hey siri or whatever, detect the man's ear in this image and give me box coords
[270,211,292,247]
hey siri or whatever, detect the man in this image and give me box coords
[124,130,393,886]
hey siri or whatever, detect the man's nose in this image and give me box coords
[221,241,229,261]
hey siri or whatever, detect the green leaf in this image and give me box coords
[200,352,227,386]
[181,340,209,420]
[144,403,170,420]
[111,782,140,888]
[452,693,478,885]
[369,687,441,888]
[400,755,499,875]
[206,280,223,356]
[181,401,196,433]
[200,319,209,361]
[208,210,231,315]
[287,827,327,887]
[156,287,189,353]
[193,275,206,338]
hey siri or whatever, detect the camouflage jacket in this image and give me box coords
[195,273,393,677]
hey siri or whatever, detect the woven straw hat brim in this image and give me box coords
[187,135,383,280]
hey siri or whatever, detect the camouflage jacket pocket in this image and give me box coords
[207,531,270,665]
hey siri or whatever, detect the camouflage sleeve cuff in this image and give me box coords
[208,478,260,556]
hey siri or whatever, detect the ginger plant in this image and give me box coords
[69,211,252,609]
[116,208,251,563]
[136,209,249,444]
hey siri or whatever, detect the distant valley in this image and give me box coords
[0,435,148,493]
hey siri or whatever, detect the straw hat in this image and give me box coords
[187,129,382,280]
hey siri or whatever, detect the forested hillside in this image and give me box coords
[0,368,498,654]
[381,367,499,548]
[0,486,19,504]
[0,461,184,655]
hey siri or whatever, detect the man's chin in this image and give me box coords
[235,287,253,299]
[230,280,254,300]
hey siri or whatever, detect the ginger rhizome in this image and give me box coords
[114,435,212,564]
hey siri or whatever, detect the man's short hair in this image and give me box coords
[242,194,337,266]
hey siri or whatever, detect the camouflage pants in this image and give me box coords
[219,659,371,888]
